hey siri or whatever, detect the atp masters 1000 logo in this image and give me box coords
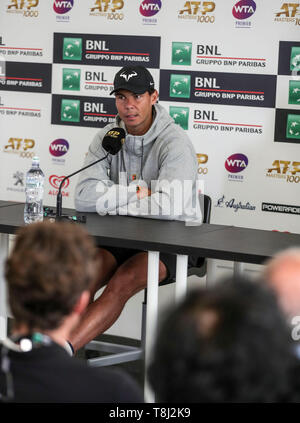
[89,0,124,20]
[178,1,215,23]
[6,0,39,17]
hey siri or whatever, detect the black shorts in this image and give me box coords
[102,246,200,283]
[102,245,177,282]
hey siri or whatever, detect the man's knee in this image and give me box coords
[91,247,118,295]
[108,252,168,297]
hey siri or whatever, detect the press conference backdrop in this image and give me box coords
[0,1,300,299]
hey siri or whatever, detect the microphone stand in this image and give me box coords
[56,152,109,221]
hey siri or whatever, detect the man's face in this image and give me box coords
[114,89,158,136]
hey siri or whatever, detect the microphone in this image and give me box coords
[102,127,126,154]
[56,127,126,220]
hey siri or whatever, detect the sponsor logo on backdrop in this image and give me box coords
[0,96,41,118]
[53,0,74,22]
[51,94,117,128]
[192,108,263,134]
[63,38,82,61]
[169,106,189,130]
[193,75,264,103]
[84,69,113,93]
[3,137,35,158]
[6,0,39,18]
[178,1,215,23]
[215,194,256,212]
[0,62,51,93]
[225,153,248,182]
[49,139,69,165]
[90,0,124,20]
[7,171,25,193]
[169,74,191,99]
[290,46,300,71]
[61,68,114,94]
[195,44,266,68]
[232,0,256,28]
[54,33,160,67]
[289,80,300,104]
[278,41,300,76]
[0,36,43,58]
[49,139,69,157]
[61,99,80,122]
[266,160,300,183]
[196,153,208,175]
[286,114,300,139]
[0,58,5,82]
[48,175,70,197]
[160,70,276,108]
[62,68,81,91]
[53,0,73,13]
[262,202,300,215]
[171,42,266,69]
[172,42,192,66]
[139,0,161,25]
[274,109,300,144]
[275,3,300,26]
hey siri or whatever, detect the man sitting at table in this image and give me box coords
[71,65,201,352]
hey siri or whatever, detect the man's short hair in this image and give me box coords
[6,221,99,331]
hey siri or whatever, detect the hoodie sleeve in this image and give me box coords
[75,130,138,213]
[117,134,202,223]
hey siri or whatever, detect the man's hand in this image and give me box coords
[136,185,151,200]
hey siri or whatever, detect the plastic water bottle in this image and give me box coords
[24,156,45,224]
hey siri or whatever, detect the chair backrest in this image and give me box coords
[201,194,212,224]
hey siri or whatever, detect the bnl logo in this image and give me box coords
[61,99,80,122]
[62,68,81,91]
[63,38,82,61]
[169,74,191,99]
[172,42,192,66]
[169,106,189,130]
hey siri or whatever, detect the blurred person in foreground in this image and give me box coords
[0,221,142,403]
[148,277,300,403]
[263,248,300,319]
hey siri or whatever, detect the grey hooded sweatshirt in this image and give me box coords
[75,103,202,224]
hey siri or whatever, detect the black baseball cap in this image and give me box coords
[110,66,155,95]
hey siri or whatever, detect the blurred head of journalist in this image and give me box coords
[148,277,300,403]
[6,221,98,335]
[0,221,142,403]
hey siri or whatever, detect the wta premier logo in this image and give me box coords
[225,153,248,173]
[53,0,74,14]
[139,0,161,16]
[232,0,256,28]
[232,0,256,19]
[49,139,69,157]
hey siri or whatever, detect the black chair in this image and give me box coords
[86,194,212,367]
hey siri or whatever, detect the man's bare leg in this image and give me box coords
[70,251,167,351]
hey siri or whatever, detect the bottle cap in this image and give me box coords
[32,156,39,164]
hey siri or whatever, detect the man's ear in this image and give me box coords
[151,89,159,105]
[73,291,90,315]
